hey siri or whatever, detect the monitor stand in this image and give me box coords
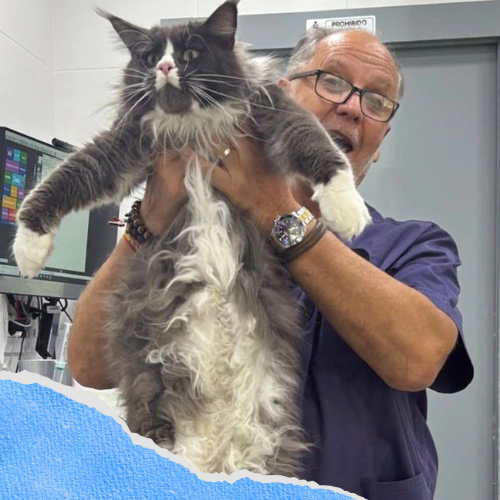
[36,298,61,359]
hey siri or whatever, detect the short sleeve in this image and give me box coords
[387,224,474,394]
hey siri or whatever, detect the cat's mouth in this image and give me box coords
[329,132,354,154]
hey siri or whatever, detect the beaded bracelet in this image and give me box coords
[123,200,152,252]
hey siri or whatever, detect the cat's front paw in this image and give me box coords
[313,169,371,241]
[13,223,54,278]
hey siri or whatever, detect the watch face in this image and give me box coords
[273,215,305,247]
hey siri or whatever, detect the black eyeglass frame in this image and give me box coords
[289,69,400,123]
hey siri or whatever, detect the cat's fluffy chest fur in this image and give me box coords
[145,157,297,473]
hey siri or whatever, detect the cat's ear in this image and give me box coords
[96,8,150,53]
[204,0,239,48]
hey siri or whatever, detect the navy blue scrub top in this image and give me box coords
[298,205,474,500]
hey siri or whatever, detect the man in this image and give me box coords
[68,28,473,498]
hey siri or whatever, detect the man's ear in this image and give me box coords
[373,126,391,163]
[278,77,292,96]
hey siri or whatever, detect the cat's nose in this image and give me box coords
[158,62,173,76]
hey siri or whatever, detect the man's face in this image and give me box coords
[283,31,399,184]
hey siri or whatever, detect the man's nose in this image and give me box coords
[334,91,363,121]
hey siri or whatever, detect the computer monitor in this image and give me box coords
[0,127,119,299]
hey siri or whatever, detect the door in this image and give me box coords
[359,43,497,500]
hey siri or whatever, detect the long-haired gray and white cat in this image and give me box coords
[14,1,370,476]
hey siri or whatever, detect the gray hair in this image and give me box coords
[286,27,405,102]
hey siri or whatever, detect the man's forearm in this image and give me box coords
[68,237,134,389]
[287,231,458,392]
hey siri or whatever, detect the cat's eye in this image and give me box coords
[147,53,160,66]
[183,50,200,62]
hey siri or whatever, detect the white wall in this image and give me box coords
[0,0,55,143]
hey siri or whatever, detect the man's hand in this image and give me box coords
[207,138,303,234]
[140,150,193,236]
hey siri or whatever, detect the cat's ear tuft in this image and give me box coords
[95,8,150,54]
[203,1,239,48]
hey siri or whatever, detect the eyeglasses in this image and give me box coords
[289,69,400,123]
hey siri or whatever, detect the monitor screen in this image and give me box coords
[0,127,119,299]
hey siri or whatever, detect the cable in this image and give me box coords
[57,299,73,323]
[9,317,33,328]
[15,336,25,373]
[37,297,42,336]
[7,294,33,328]
[20,296,32,318]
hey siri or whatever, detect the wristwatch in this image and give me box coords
[268,206,315,253]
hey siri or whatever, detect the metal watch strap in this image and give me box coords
[295,206,314,226]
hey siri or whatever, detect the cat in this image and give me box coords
[13,0,371,475]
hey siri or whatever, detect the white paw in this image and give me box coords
[13,223,54,278]
[313,169,372,241]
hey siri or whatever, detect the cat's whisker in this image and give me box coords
[115,90,153,130]
[123,69,153,82]
[123,67,150,76]
[121,85,151,95]
[188,87,208,110]
[196,74,252,82]
[195,87,302,116]
[187,78,243,89]
[120,89,150,108]
[122,74,153,86]
[188,84,238,123]
[189,91,236,146]
[197,92,232,121]
[258,86,275,108]
[189,86,208,106]
[122,75,147,81]
[122,83,150,92]
[235,123,269,145]
[183,68,198,79]
[123,67,148,75]
[121,76,151,87]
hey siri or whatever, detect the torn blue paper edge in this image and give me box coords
[0,372,364,500]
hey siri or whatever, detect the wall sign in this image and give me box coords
[306,15,376,34]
